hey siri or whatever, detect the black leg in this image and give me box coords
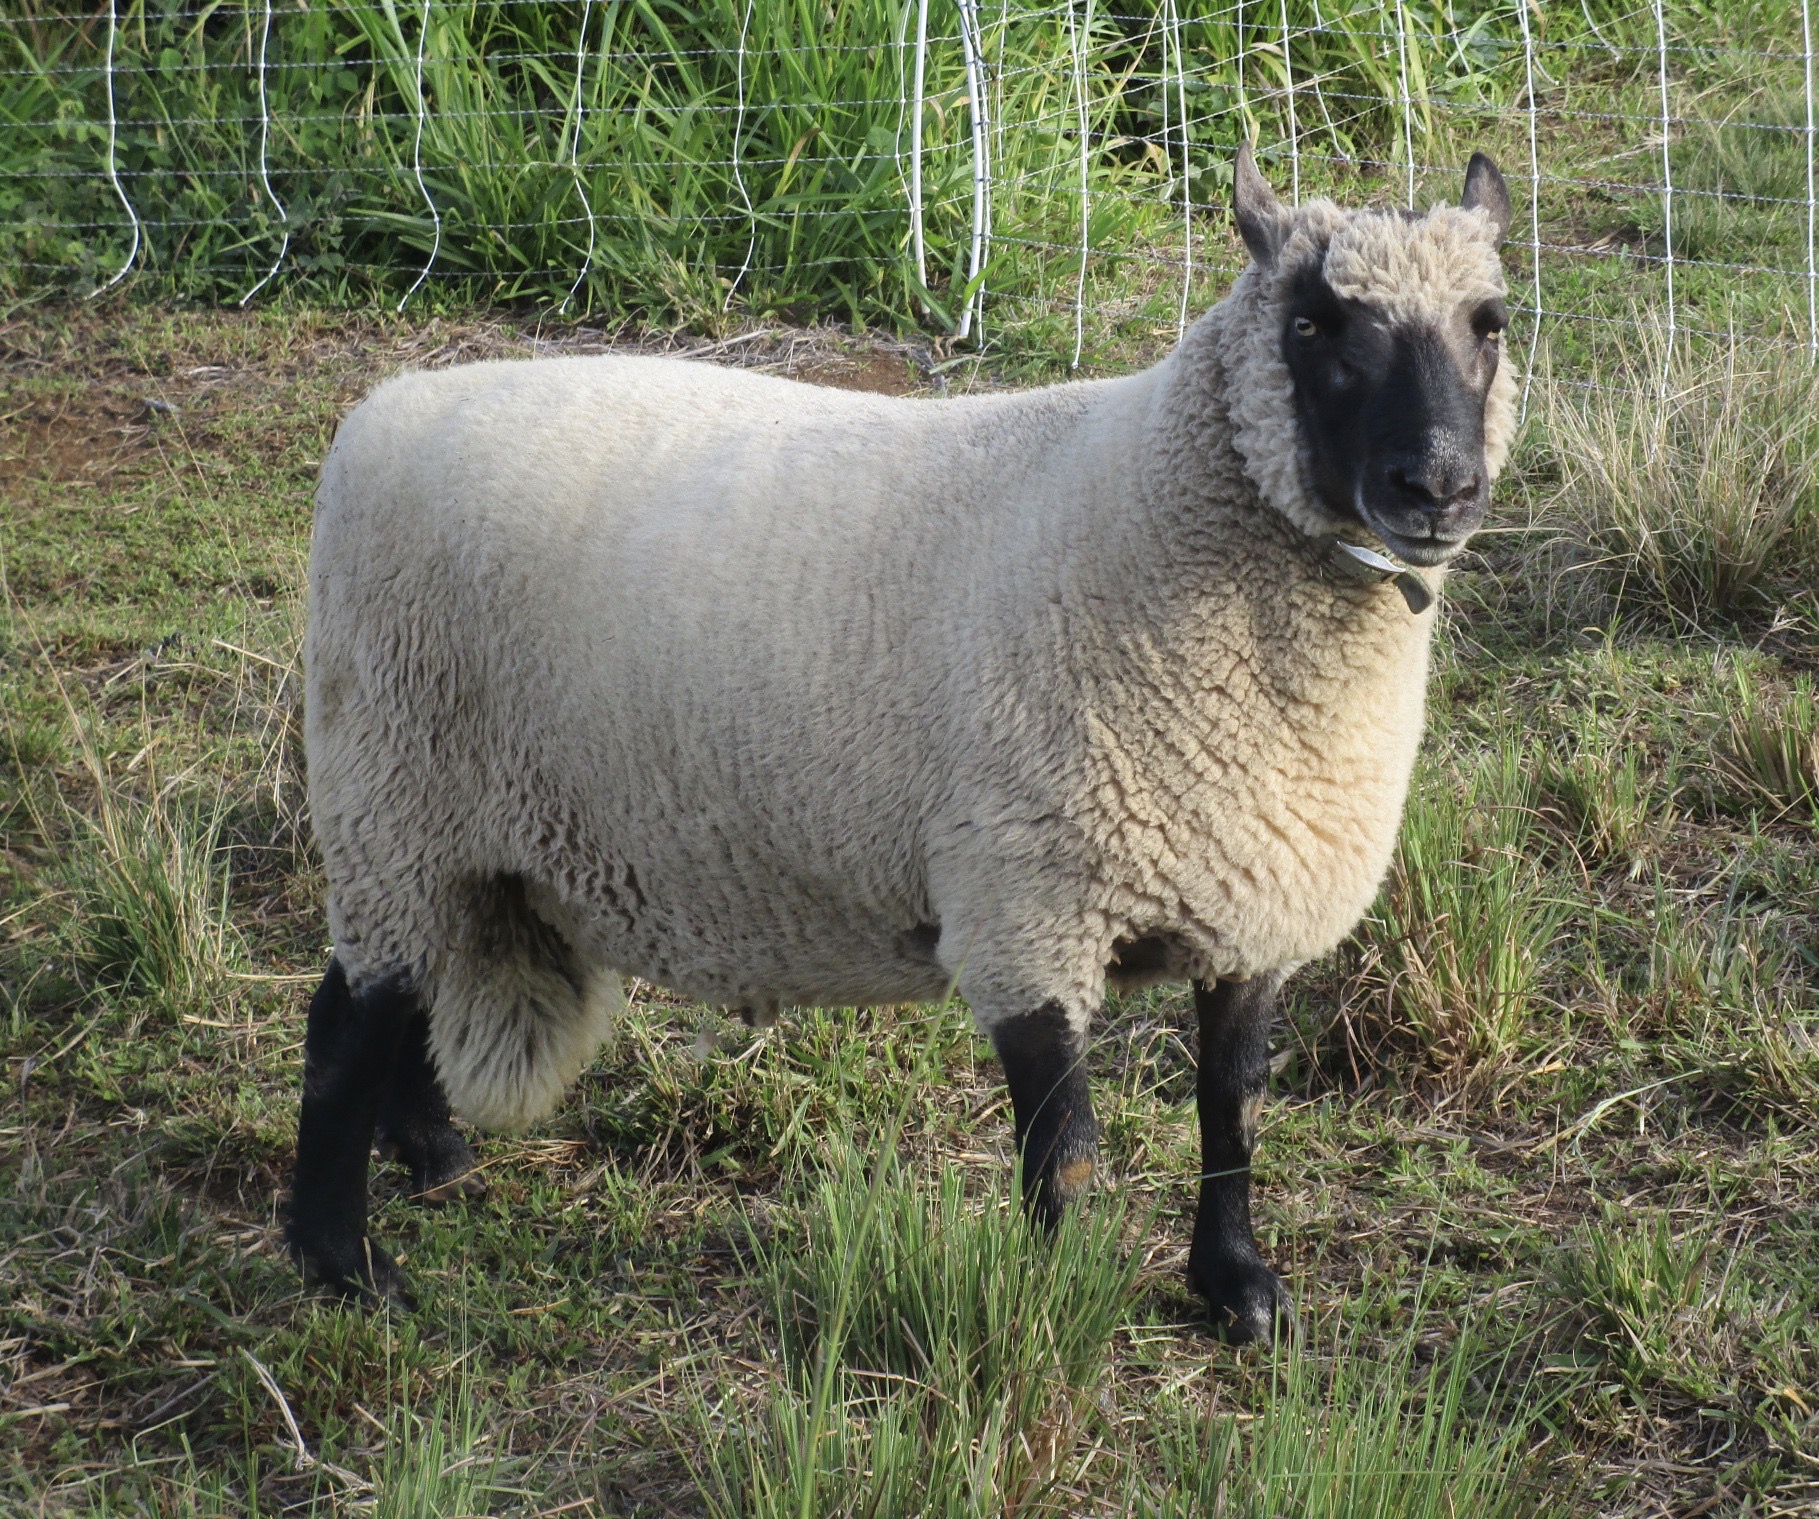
[1188,975,1289,1344]
[990,1002,1100,1230]
[285,959,417,1308]
[375,1007,485,1205]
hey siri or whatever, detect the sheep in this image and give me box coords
[288,144,1515,1344]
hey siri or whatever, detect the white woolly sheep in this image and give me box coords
[288,146,1515,1343]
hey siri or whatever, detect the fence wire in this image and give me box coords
[2,0,1813,384]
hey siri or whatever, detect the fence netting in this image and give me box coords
[3,0,1812,381]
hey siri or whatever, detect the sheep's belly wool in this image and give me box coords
[307,342,1450,1129]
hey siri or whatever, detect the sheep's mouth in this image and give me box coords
[1353,499,1476,568]
[1364,522,1468,568]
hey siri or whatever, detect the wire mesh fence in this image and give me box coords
[3,0,1814,381]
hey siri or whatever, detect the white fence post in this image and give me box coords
[955,0,992,342]
[90,0,140,297]
[1652,0,1675,381]
[724,0,758,311]
[1804,0,1816,356]
[560,0,599,316]
[238,0,289,306]
[397,0,442,312]
[1514,0,1542,415]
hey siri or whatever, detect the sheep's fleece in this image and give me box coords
[307,199,1516,1131]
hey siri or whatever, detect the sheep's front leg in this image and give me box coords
[990,1003,1100,1230]
[286,960,418,1309]
[1189,975,1289,1344]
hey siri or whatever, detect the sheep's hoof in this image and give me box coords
[414,1156,486,1206]
[1192,1256,1291,1346]
[378,1125,487,1207]
[290,1231,418,1312]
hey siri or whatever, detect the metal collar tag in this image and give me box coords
[1326,539,1434,615]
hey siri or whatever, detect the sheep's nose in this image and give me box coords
[1386,463,1482,521]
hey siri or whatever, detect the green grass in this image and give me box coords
[693,1148,1143,1518]
[1353,739,1573,1071]
[1536,327,1819,625]
[8,0,1818,381]
[1138,1302,1566,1519]
[1725,669,1819,825]
[3,303,1816,1518]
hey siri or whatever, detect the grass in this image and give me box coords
[3,301,1816,1517]
[1538,326,1819,625]
[1138,1302,1566,1519]
[57,773,244,1015]
[1543,701,1671,871]
[1725,670,1819,824]
[694,1148,1143,1518]
[7,0,1818,380]
[1352,740,1572,1071]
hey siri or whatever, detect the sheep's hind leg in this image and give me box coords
[285,960,417,1308]
[1189,975,1290,1345]
[376,1006,486,1205]
[990,1003,1100,1231]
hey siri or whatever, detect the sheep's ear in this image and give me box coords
[1461,152,1511,245]
[1232,140,1289,268]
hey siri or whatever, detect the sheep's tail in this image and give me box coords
[425,876,623,1132]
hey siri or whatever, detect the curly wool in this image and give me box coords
[305,195,1515,1131]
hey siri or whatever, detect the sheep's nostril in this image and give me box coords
[1387,468,1415,495]
[1388,467,1444,512]
[1444,475,1483,512]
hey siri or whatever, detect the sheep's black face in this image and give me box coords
[1282,273,1507,568]
[1230,145,1513,569]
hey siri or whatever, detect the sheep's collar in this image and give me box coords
[1323,537,1434,615]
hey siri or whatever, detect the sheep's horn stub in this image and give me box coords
[1232,141,1290,268]
[1460,152,1511,245]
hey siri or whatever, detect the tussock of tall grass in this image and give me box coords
[773,1158,1138,1419]
[372,1391,505,1519]
[1723,668,1819,823]
[695,1150,1139,1518]
[1540,329,1819,623]
[62,784,243,1013]
[1542,706,1673,871]
[1355,743,1570,1070]
[2,608,305,1019]
[1138,1306,1565,1519]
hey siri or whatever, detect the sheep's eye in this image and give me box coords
[1293,315,1319,338]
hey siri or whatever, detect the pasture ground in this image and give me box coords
[1,303,1816,1517]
